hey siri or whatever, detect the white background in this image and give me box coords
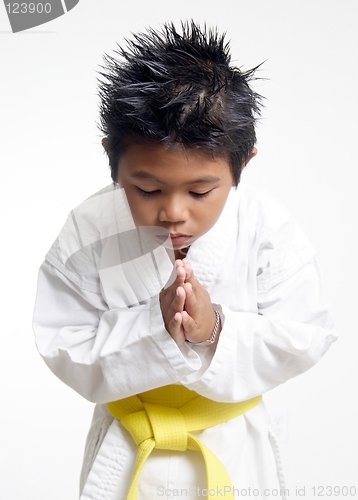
[1,0,357,498]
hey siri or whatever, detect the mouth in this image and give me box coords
[169,234,191,244]
[154,231,192,248]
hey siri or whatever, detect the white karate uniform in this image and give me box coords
[33,183,337,500]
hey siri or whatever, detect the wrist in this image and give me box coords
[186,310,221,347]
[208,316,221,350]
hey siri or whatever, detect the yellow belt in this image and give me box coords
[106,385,261,500]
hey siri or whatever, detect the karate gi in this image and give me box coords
[33,182,337,500]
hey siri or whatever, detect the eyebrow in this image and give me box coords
[130,171,222,185]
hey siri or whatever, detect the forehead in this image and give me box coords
[116,142,232,184]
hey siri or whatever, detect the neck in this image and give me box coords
[174,247,189,261]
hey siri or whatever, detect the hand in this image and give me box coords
[159,260,188,346]
[180,259,220,349]
[160,258,221,349]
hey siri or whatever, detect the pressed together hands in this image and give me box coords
[159,258,220,350]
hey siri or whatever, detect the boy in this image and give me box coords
[33,21,337,500]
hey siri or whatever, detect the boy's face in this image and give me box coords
[116,143,240,256]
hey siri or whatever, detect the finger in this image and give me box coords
[182,259,199,287]
[168,311,182,330]
[181,310,197,338]
[182,282,198,315]
[159,281,185,316]
[167,312,186,345]
[160,267,186,315]
[182,258,192,280]
[175,263,186,285]
[163,260,185,291]
[172,285,186,313]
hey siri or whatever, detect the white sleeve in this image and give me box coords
[33,260,202,403]
[181,257,337,402]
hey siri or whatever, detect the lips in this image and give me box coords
[170,234,191,244]
[154,232,192,247]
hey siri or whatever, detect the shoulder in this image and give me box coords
[232,183,316,290]
[233,183,295,238]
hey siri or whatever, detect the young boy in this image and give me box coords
[33,21,337,500]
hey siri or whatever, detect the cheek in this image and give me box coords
[127,196,156,226]
[196,198,228,234]
[191,206,217,234]
[196,198,224,222]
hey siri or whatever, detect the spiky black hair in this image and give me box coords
[98,21,263,185]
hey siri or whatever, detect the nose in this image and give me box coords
[158,196,189,223]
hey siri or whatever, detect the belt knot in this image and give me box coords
[121,403,187,451]
[106,386,262,500]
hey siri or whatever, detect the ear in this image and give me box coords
[232,148,257,186]
[102,137,109,154]
[242,147,258,170]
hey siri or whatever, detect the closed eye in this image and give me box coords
[137,187,212,199]
[190,190,211,199]
[137,188,160,197]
